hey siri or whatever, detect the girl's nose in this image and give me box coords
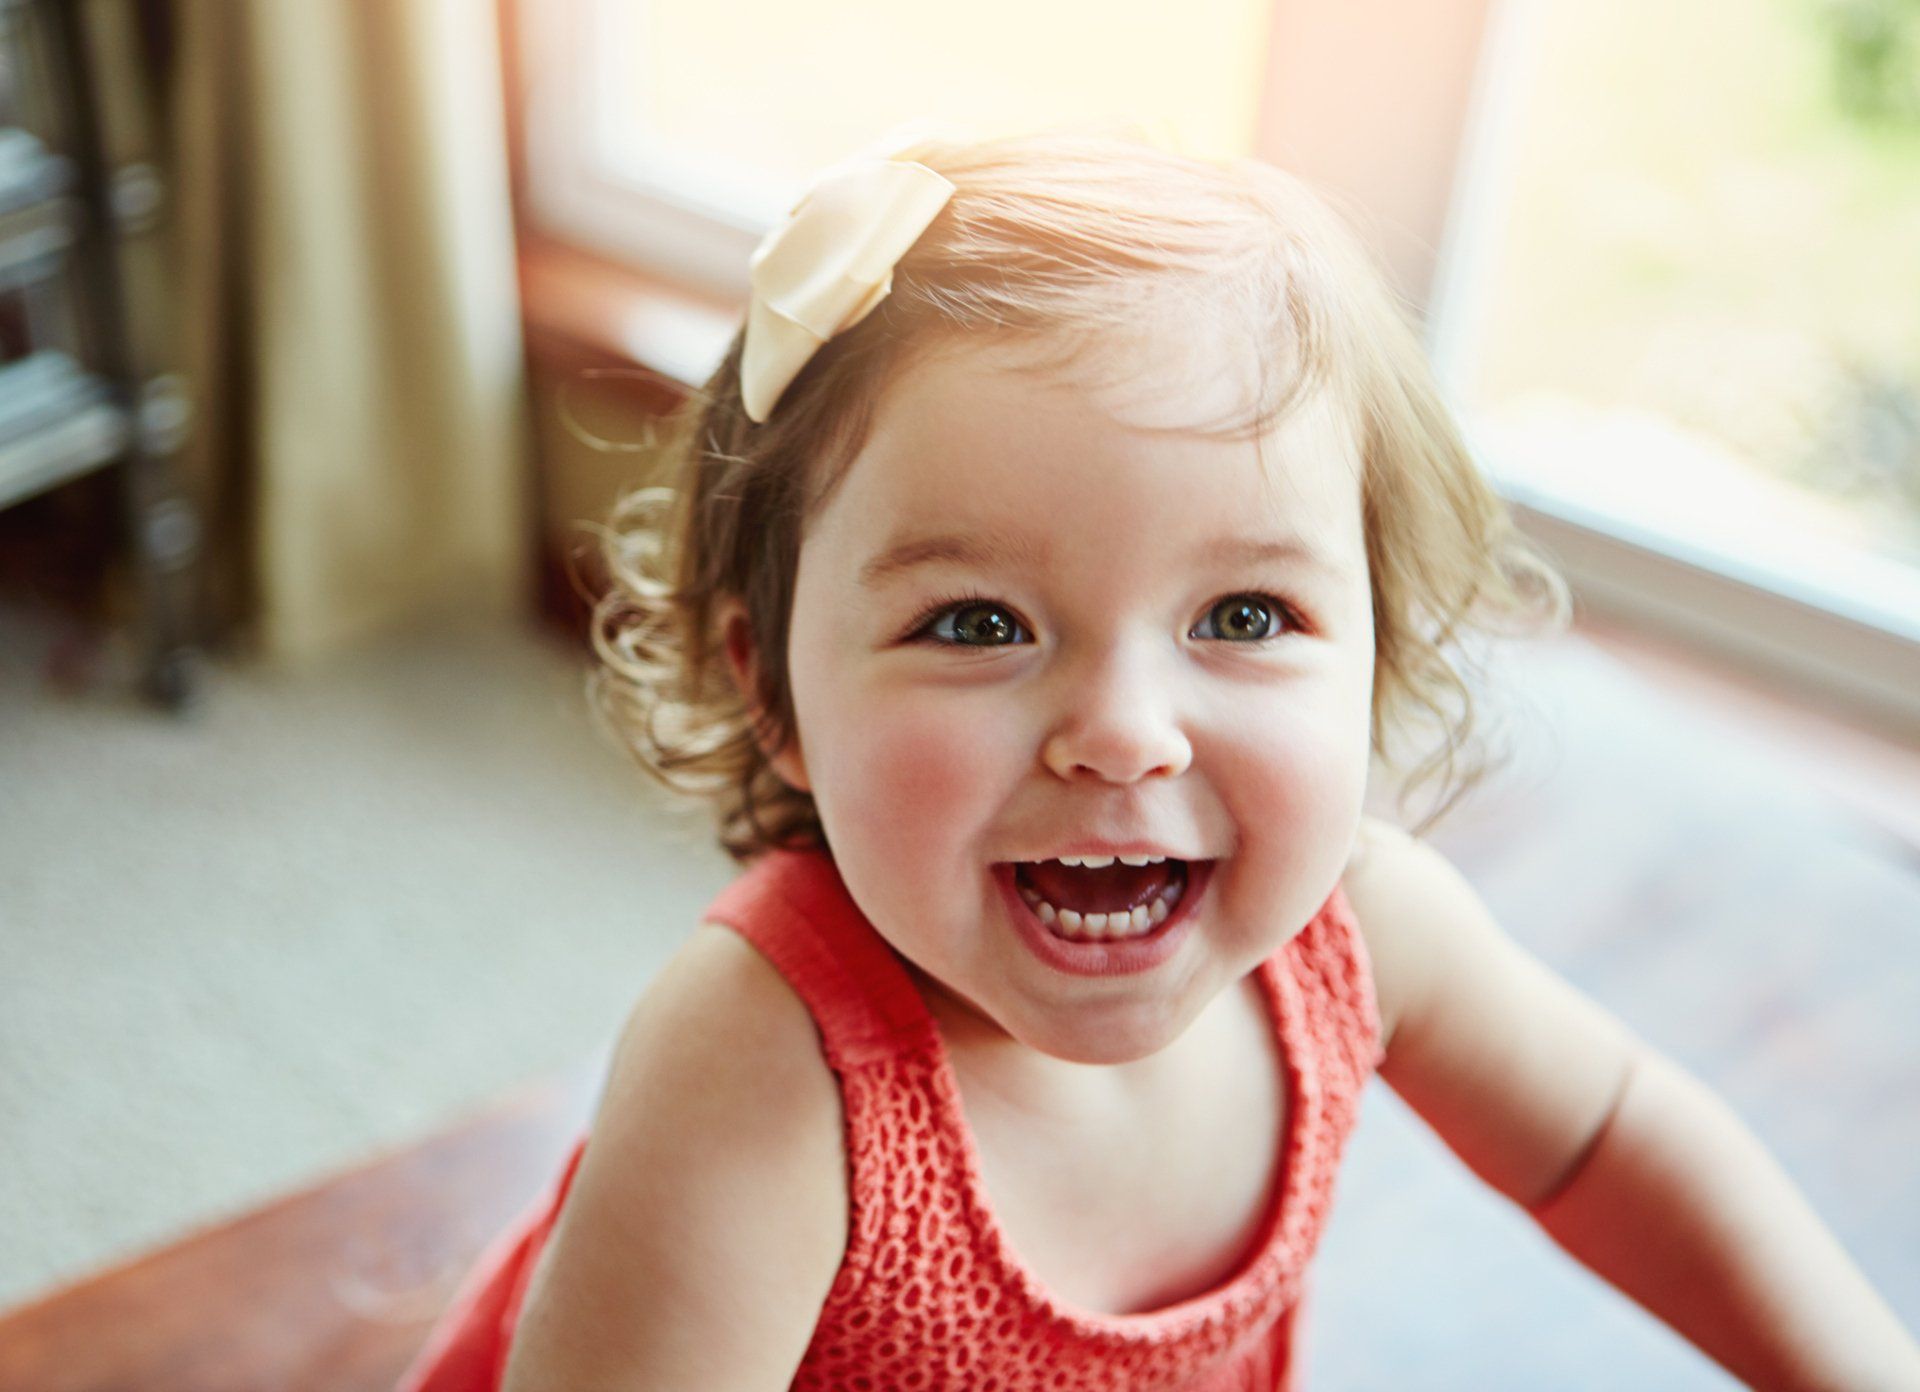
[1039,648,1193,785]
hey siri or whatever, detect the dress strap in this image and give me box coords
[1285,879,1388,1089]
[702,847,937,1070]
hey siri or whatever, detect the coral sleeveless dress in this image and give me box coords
[395,846,1385,1392]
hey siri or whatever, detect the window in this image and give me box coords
[523,0,1277,300]
[1431,0,1920,723]
[515,0,1920,732]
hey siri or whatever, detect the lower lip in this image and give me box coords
[990,860,1215,978]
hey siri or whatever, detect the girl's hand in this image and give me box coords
[501,925,848,1392]
[1347,818,1920,1390]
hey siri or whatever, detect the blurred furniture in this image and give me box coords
[0,0,197,708]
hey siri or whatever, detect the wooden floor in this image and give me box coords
[1,616,1914,1389]
[0,1066,606,1392]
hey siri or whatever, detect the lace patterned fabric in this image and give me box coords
[395,847,1385,1392]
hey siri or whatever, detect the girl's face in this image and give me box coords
[758,337,1375,1065]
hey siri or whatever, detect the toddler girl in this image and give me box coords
[399,129,1920,1390]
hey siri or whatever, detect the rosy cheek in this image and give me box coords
[836,700,998,863]
[1223,719,1357,859]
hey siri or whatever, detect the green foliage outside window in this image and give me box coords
[1817,0,1920,124]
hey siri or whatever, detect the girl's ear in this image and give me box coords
[719,599,812,794]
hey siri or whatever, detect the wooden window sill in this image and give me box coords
[517,237,737,390]
[1570,613,1920,857]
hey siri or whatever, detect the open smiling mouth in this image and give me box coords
[1001,855,1220,946]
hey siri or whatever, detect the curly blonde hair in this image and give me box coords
[587,127,1570,865]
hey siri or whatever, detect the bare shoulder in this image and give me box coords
[1339,812,1447,1051]
[601,921,843,1134]
[503,923,845,1391]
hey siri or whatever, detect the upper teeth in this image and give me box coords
[1055,853,1165,868]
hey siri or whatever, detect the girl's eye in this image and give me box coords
[910,597,1030,647]
[905,591,1302,648]
[1191,593,1299,643]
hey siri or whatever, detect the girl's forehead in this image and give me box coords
[923,310,1305,431]
[809,341,1368,604]
[840,337,1363,532]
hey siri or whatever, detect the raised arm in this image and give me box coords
[1347,818,1920,1390]
[502,924,848,1392]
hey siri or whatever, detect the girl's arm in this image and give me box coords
[1348,818,1920,1390]
[502,925,847,1392]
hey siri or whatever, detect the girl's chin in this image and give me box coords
[993,993,1200,1066]
[911,962,1189,1064]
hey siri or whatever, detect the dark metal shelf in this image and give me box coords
[0,349,127,508]
[0,1,201,712]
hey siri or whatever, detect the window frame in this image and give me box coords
[513,0,766,300]
[1424,0,1920,736]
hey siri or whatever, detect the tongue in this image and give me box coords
[1017,860,1180,914]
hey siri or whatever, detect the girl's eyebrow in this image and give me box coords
[857,532,1347,590]
[1201,535,1350,581]
[858,533,1048,590]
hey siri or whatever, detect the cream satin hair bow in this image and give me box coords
[740,155,956,423]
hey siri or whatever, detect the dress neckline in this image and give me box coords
[780,846,1324,1339]
[922,955,1316,1336]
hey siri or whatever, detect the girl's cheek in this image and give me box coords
[835,697,1004,860]
[1219,706,1366,875]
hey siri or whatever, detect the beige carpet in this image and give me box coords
[0,600,737,1309]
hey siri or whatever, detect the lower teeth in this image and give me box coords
[1017,879,1184,942]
